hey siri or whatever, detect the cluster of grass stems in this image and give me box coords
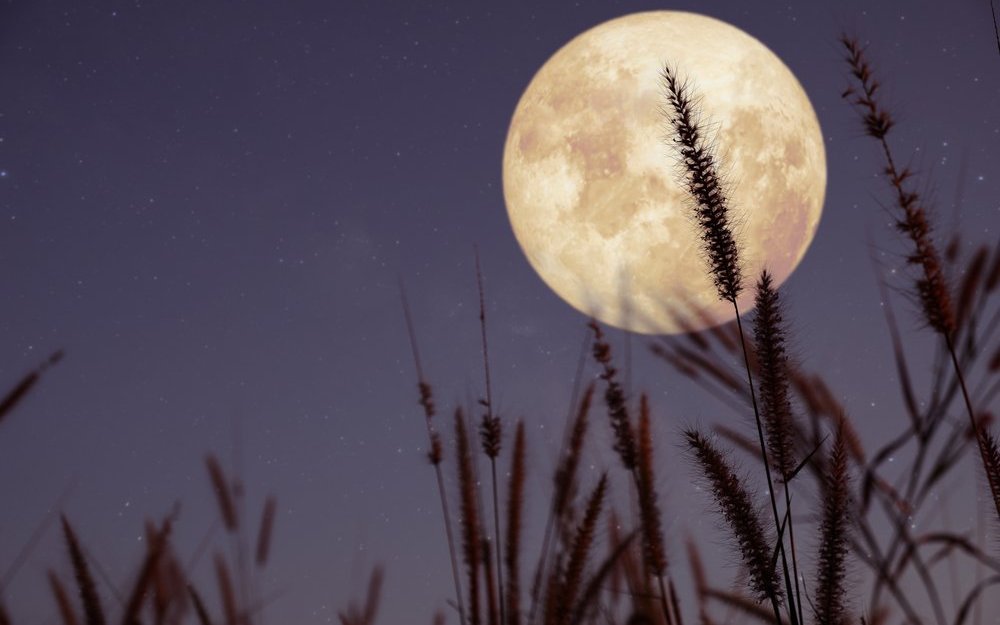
[390,35,1000,625]
[0,354,287,624]
[1,32,999,625]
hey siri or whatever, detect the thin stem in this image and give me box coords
[528,330,590,625]
[734,301,797,625]
[781,485,803,625]
[623,471,675,625]
[992,0,1000,57]
[490,458,505,625]
[476,249,505,625]
[399,279,467,625]
[476,249,494,436]
[435,464,467,625]
[668,578,685,625]
[853,520,924,624]
[656,575,676,625]
[945,332,1000,523]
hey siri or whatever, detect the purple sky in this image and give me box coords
[0,1,998,623]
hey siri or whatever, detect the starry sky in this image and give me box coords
[0,1,998,623]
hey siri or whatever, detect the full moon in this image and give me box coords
[502,11,826,334]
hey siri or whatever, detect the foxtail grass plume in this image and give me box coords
[814,432,851,625]
[255,496,277,567]
[841,34,1000,530]
[978,429,1000,528]
[840,36,955,337]
[661,64,742,303]
[400,279,466,622]
[589,321,637,471]
[0,350,63,425]
[399,279,444,465]
[683,429,781,605]
[553,383,594,528]
[636,396,667,577]
[338,567,384,625]
[121,515,174,625]
[455,409,483,625]
[61,516,106,625]
[505,421,526,625]
[558,474,608,624]
[753,270,797,481]
[480,415,502,459]
[48,571,78,625]
[205,455,238,532]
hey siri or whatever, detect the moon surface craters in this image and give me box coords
[503,11,826,334]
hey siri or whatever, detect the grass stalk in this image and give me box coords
[475,250,506,625]
[734,305,798,625]
[60,516,105,625]
[400,279,466,625]
[528,332,592,625]
[505,422,526,625]
[456,410,483,625]
[661,60,798,624]
[841,35,1000,528]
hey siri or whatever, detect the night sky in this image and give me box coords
[1,1,998,623]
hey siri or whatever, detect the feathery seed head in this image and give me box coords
[814,432,851,625]
[840,35,956,337]
[589,321,637,470]
[752,270,798,481]
[661,64,743,303]
[479,413,502,459]
[636,396,667,576]
[684,429,781,604]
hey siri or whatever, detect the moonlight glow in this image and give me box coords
[502,11,826,334]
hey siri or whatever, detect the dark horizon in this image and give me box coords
[1,1,998,623]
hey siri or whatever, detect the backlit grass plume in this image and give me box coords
[505,421,526,625]
[205,454,238,533]
[661,64,742,303]
[0,350,63,425]
[255,496,277,567]
[840,34,1000,526]
[978,429,1000,529]
[338,567,383,625]
[589,321,637,471]
[663,62,799,625]
[637,396,680,625]
[684,429,782,612]
[840,36,954,337]
[60,516,106,625]
[455,409,483,625]
[753,271,797,482]
[813,431,851,625]
[553,383,593,530]
[752,270,804,622]
[400,279,465,622]
[636,396,667,579]
[557,474,607,624]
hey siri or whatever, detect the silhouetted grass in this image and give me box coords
[813,431,850,625]
[684,429,781,609]
[662,63,798,625]
[4,25,1000,625]
[60,517,105,625]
